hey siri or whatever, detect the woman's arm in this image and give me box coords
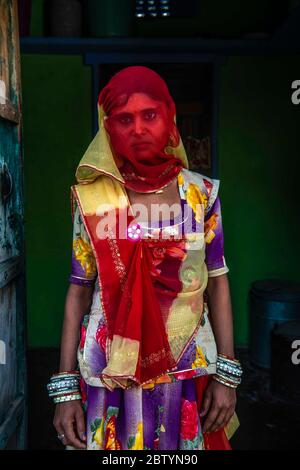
[206,273,234,357]
[200,273,237,433]
[53,283,94,449]
[59,283,94,371]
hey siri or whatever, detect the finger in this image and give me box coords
[64,417,86,449]
[56,427,68,446]
[210,408,227,433]
[75,409,87,442]
[199,390,212,417]
[54,419,67,446]
[223,408,235,430]
[202,404,220,433]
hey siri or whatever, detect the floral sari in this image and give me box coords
[69,168,238,450]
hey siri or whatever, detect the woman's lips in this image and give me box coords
[131,142,152,148]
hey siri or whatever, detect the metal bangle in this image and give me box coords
[217,358,242,369]
[49,377,80,384]
[213,375,238,389]
[47,379,80,391]
[216,363,243,377]
[49,388,80,398]
[217,354,241,365]
[50,375,80,383]
[216,360,243,374]
[48,385,80,393]
[53,392,82,401]
[51,370,80,377]
[216,371,241,385]
[217,369,241,380]
[50,372,80,381]
[53,393,82,404]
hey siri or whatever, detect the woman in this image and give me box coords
[50,66,241,450]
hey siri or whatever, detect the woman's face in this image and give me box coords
[104,92,170,163]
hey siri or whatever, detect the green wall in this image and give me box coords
[21,53,300,348]
[21,54,92,347]
[218,56,300,345]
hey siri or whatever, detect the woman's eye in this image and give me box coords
[117,115,133,125]
[143,111,157,121]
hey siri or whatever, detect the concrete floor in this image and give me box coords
[230,349,300,450]
[26,347,300,450]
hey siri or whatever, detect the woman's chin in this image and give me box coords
[133,150,157,162]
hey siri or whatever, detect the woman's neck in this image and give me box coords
[126,177,182,224]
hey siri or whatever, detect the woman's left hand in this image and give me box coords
[200,379,236,433]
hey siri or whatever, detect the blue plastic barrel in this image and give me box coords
[249,279,300,369]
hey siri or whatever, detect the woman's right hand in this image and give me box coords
[53,400,87,449]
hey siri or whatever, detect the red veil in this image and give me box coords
[97,66,184,193]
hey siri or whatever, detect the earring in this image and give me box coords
[168,133,177,147]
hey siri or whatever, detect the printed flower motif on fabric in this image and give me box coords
[79,314,89,351]
[147,239,186,277]
[202,178,213,197]
[180,398,203,450]
[177,171,184,187]
[192,345,208,369]
[204,212,219,244]
[186,183,207,223]
[181,266,201,292]
[95,324,108,352]
[91,417,104,447]
[105,414,122,450]
[177,171,186,199]
[91,407,122,450]
[153,405,165,450]
[127,422,144,450]
[79,376,87,411]
[73,236,97,278]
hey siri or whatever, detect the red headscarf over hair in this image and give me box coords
[98,66,184,193]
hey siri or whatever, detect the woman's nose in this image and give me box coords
[133,116,145,135]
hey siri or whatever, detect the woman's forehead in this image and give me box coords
[110,92,166,115]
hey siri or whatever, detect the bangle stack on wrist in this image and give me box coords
[213,353,243,389]
[47,370,82,404]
